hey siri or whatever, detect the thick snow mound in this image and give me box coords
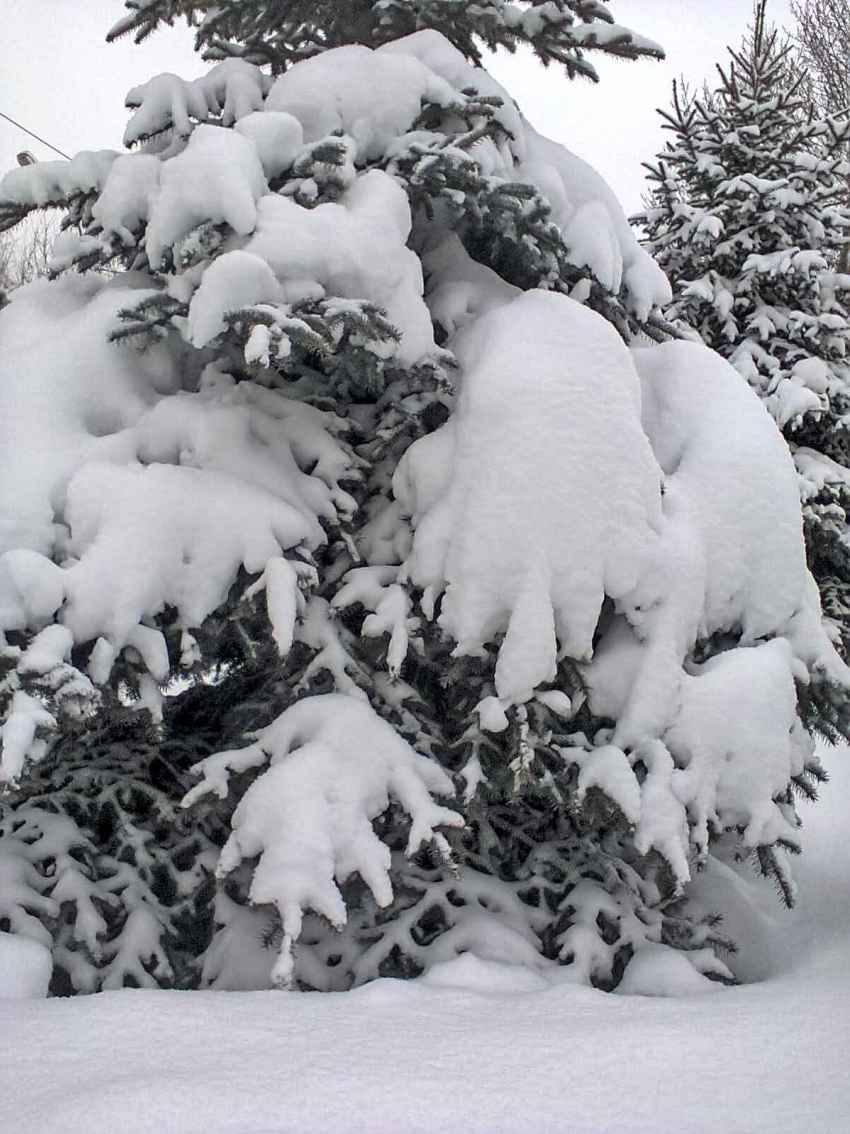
[266,42,456,161]
[614,943,722,997]
[635,340,812,647]
[145,124,267,269]
[397,290,663,707]
[0,931,52,999]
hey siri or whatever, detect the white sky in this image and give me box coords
[1,1,794,218]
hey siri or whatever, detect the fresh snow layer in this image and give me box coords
[1,32,669,323]
[397,289,663,705]
[265,43,457,161]
[1,747,848,1133]
[0,276,362,752]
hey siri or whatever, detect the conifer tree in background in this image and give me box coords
[0,1,846,995]
[790,0,850,273]
[636,2,850,658]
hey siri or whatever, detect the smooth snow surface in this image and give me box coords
[0,932,51,998]
[1,746,848,1132]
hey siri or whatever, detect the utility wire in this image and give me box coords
[0,110,70,160]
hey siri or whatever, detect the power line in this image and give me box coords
[0,110,70,160]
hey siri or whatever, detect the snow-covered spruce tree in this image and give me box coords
[107,0,664,78]
[0,3,844,995]
[635,7,850,660]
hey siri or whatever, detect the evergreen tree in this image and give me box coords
[0,2,845,995]
[635,4,850,656]
[106,0,665,78]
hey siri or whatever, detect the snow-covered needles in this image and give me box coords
[185,695,462,987]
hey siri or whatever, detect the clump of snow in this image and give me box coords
[92,153,162,248]
[795,446,850,501]
[145,124,267,268]
[0,691,56,783]
[614,943,722,997]
[16,624,74,676]
[187,249,284,347]
[0,931,52,999]
[0,150,118,209]
[667,640,809,854]
[185,693,463,987]
[233,111,303,180]
[123,60,271,147]
[243,169,434,362]
[265,43,457,162]
[397,289,662,708]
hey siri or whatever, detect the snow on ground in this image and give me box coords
[1,745,848,1133]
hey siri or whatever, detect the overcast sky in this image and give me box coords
[1,1,795,218]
